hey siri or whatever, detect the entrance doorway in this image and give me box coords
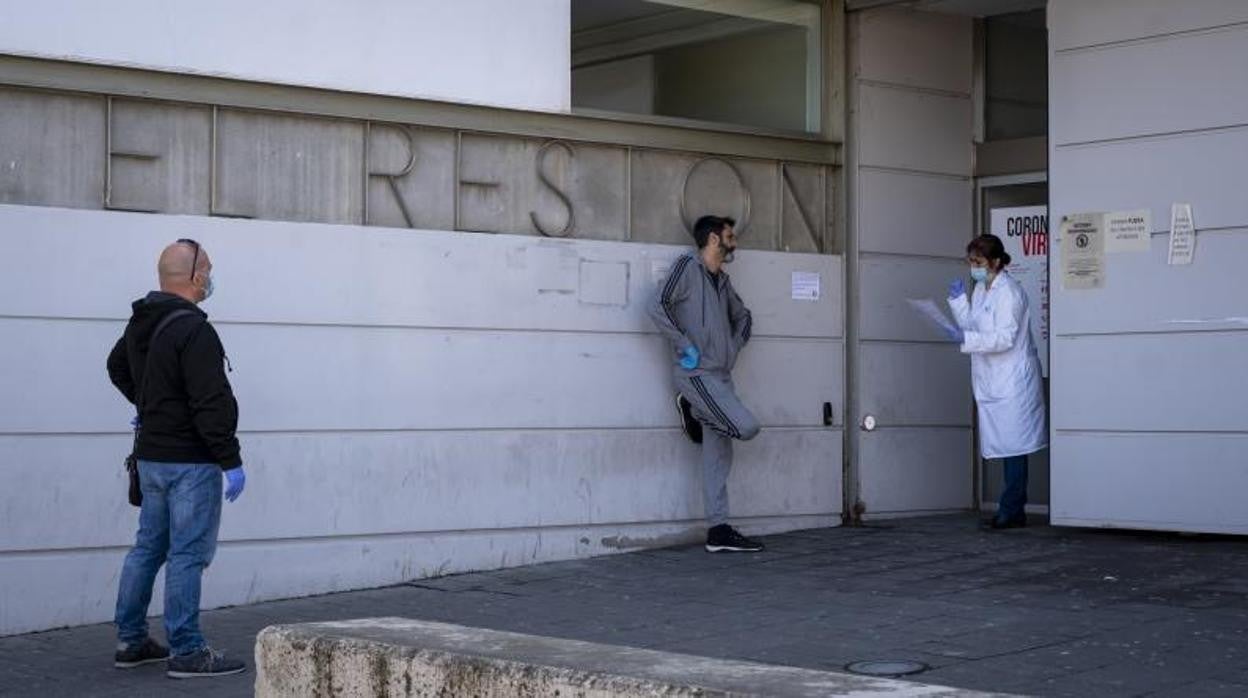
[974,172,1049,516]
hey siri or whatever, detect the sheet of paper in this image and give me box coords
[907,298,958,336]
[1060,212,1105,290]
[1105,209,1152,253]
[791,271,820,301]
[1168,203,1196,265]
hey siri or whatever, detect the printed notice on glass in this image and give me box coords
[1105,209,1152,253]
[1168,203,1196,265]
[791,271,820,301]
[1060,212,1105,290]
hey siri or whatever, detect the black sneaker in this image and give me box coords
[980,515,1027,530]
[676,394,703,444]
[114,637,169,668]
[706,524,764,553]
[166,647,246,679]
[991,515,1027,530]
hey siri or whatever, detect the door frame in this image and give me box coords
[972,170,1049,514]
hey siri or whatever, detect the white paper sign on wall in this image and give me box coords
[1105,209,1152,253]
[1168,203,1196,265]
[791,271,820,301]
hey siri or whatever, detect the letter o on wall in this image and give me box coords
[679,156,751,235]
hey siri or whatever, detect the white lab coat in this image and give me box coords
[948,271,1047,459]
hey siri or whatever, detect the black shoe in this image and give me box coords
[706,524,764,552]
[114,637,169,668]
[981,515,1027,530]
[676,394,703,444]
[166,647,246,679]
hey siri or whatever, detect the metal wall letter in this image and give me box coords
[209,106,253,219]
[530,140,575,238]
[456,131,501,232]
[780,163,822,253]
[104,97,161,213]
[366,122,417,228]
[679,156,751,233]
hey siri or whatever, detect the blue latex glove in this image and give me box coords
[948,278,966,300]
[224,466,246,502]
[678,345,700,370]
[943,324,964,343]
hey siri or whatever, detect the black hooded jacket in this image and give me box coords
[106,292,241,469]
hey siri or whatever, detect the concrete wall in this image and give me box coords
[847,7,974,517]
[984,11,1047,141]
[654,26,810,133]
[0,82,836,252]
[572,56,656,115]
[574,26,810,132]
[1048,0,1248,533]
[0,204,843,635]
[0,0,571,113]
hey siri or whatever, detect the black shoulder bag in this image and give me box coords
[125,309,199,507]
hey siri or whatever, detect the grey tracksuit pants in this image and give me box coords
[674,371,760,526]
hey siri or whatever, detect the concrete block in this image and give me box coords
[255,617,1010,697]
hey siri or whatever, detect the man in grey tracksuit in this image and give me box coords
[648,215,763,553]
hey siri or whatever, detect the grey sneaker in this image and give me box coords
[114,637,169,668]
[166,647,246,679]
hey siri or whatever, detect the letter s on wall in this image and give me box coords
[531,140,575,238]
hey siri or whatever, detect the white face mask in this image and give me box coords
[201,274,214,301]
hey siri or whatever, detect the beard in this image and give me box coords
[721,244,737,264]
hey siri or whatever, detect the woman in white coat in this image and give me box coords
[946,234,1047,529]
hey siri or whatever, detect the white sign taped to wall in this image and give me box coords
[1105,209,1152,253]
[791,271,820,300]
[1060,212,1105,290]
[1168,203,1196,265]
[990,205,1049,377]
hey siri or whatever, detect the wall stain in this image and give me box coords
[600,528,700,549]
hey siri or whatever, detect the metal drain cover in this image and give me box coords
[844,660,930,677]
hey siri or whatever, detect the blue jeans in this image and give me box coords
[115,461,222,656]
[997,455,1029,523]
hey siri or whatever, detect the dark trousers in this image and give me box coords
[997,454,1029,523]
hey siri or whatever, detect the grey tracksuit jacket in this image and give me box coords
[647,252,753,377]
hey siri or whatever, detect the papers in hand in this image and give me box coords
[907,298,959,337]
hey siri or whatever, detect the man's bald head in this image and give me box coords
[158,240,212,304]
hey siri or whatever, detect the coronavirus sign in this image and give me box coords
[991,205,1049,377]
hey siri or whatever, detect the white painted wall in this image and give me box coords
[0,0,571,112]
[848,7,974,517]
[1048,0,1248,533]
[0,204,843,635]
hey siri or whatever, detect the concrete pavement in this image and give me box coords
[4,514,1248,697]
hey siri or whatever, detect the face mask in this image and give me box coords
[201,274,214,301]
[970,267,989,283]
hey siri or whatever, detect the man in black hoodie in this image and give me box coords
[106,239,247,679]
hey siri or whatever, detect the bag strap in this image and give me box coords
[135,309,200,418]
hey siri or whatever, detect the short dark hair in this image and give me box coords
[692,215,736,248]
[966,234,1012,267]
